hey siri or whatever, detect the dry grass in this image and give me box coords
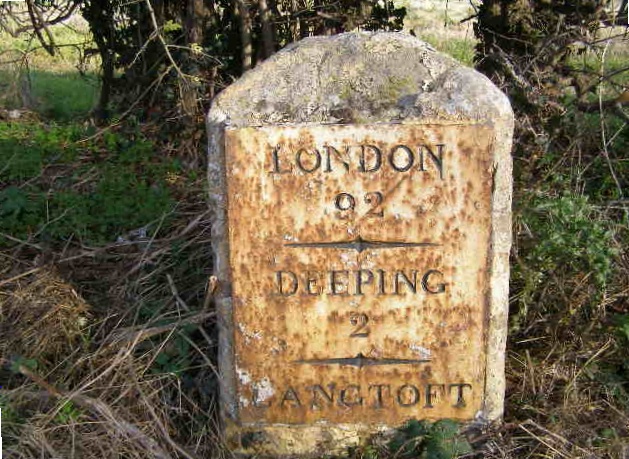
[0,191,228,459]
[5,223,626,459]
[1,269,90,364]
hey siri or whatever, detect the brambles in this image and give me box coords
[473,3,629,458]
[514,193,616,320]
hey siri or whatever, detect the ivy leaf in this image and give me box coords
[10,356,39,373]
[0,186,29,216]
[425,420,472,459]
[163,20,182,33]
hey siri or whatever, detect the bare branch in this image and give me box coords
[576,90,629,115]
[25,0,57,56]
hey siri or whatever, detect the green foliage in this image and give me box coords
[55,401,83,423]
[388,419,472,459]
[593,427,622,448]
[0,122,83,179]
[589,358,629,408]
[422,36,474,66]
[615,314,629,343]
[358,445,380,459]
[0,123,178,246]
[0,186,44,236]
[152,330,193,375]
[0,394,22,425]
[9,356,40,374]
[162,20,183,33]
[516,194,616,307]
[30,71,99,121]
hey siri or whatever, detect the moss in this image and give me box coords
[377,76,415,104]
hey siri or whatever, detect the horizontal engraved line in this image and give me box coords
[285,236,439,253]
[293,352,431,368]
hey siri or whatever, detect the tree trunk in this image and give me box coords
[289,0,300,42]
[186,0,212,44]
[258,0,275,59]
[234,0,253,71]
[83,0,117,120]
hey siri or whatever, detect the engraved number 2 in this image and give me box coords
[349,313,370,338]
[364,192,384,217]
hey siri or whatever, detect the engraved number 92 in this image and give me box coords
[334,192,384,217]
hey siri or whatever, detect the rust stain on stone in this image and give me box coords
[224,124,493,425]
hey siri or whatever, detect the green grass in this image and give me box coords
[0,17,100,120]
[0,123,181,246]
[0,70,100,120]
[387,419,472,459]
[422,34,475,66]
[0,18,93,64]
[30,70,99,120]
[394,0,477,65]
[564,33,629,103]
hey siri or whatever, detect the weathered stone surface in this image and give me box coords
[207,32,513,456]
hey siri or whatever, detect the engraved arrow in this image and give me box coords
[285,236,439,253]
[293,352,431,368]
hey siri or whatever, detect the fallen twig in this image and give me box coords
[104,311,216,347]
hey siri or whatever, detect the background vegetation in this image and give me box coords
[0,0,628,458]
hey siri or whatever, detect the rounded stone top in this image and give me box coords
[208,32,512,127]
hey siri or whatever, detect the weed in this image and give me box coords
[55,400,82,423]
[615,314,629,343]
[10,357,39,373]
[151,331,193,375]
[388,419,472,459]
[358,444,380,459]
[0,186,45,236]
[600,314,629,407]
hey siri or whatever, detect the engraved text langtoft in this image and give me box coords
[250,382,474,410]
